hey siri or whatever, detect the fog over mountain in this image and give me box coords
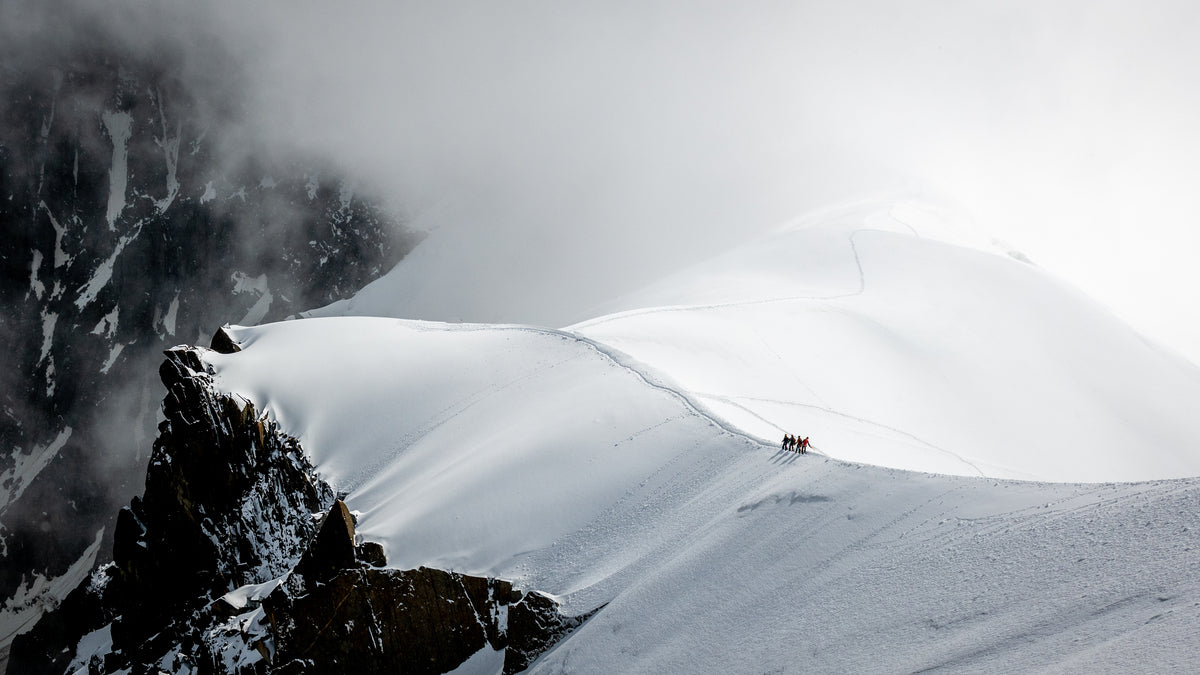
[210,0,1200,362]
[4,1,1200,672]
[0,0,416,666]
[13,1,1191,357]
[14,200,1200,673]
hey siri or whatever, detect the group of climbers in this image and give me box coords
[781,434,809,454]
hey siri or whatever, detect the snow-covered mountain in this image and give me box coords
[568,201,1200,482]
[20,198,1200,672]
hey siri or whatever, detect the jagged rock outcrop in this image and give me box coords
[210,325,244,355]
[9,343,335,674]
[291,500,358,584]
[266,502,595,675]
[108,345,337,648]
[505,591,593,673]
[11,346,596,674]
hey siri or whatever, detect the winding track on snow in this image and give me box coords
[256,224,986,478]
[555,226,985,472]
[441,320,773,454]
[693,392,987,477]
[548,227,880,454]
[448,318,990,481]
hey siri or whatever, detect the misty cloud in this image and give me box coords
[0,1,416,652]
[166,0,1200,360]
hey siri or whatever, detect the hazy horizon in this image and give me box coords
[9,0,1199,363]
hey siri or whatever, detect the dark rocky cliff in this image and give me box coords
[265,497,592,675]
[0,11,418,662]
[9,338,335,673]
[10,341,595,674]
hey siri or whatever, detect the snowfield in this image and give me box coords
[571,207,1200,483]
[205,201,1200,671]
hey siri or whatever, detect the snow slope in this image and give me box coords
[208,317,746,576]
[203,199,1200,670]
[570,201,1200,482]
[206,317,1200,672]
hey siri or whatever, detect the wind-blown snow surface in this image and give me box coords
[205,203,1200,670]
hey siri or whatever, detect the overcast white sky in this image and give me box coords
[204,0,1200,363]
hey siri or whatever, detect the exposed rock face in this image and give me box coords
[0,11,418,662]
[108,346,337,647]
[9,344,335,674]
[505,591,593,674]
[11,347,596,674]
[291,500,358,584]
[267,502,595,675]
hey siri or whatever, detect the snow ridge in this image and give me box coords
[100,110,132,230]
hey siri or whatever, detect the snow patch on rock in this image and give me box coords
[27,250,45,301]
[152,89,181,213]
[99,343,124,375]
[0,528,102,662]
[36,310,57,365]
[66,622,113,675]
[74,224,142,309]
[161,293,180,337]
[100,110,132,230]
[39,201,71,269]
[231,272,273,326]
[91,306,119,339]
[0,427,72,514]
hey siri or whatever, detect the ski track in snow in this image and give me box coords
[748,324,832,408]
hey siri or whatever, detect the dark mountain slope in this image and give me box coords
[0,9,418,665]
